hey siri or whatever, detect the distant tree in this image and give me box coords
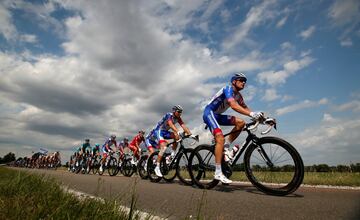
[336,165,350,172]
[2,152,16,163]
[315,164,330,172]
[350,163,360,172]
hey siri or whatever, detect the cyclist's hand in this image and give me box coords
[250,111,264,120]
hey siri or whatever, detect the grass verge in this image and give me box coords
[0,167,148,220]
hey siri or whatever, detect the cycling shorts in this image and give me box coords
[203,107,235,135]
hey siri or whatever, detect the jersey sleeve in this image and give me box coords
[177,117,184,125]
[237,93,247,108]
[223,85,235,102]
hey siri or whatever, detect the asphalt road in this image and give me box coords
[8,168,360,220]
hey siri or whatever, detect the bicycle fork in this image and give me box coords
[255,144,274,167]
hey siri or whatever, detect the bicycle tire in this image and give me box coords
[188,144,219,189]
[147,152,162,183]
[92,159,99,175]
[108,157,118,176]
[176,148,194,186]
[244,136,304,196]
[122,158,135,177]
[137,155,148,179]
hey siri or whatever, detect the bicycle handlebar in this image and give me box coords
[246,117,277,135]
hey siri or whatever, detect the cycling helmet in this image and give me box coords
[139,130,145,135]
[110,134,116,140]
[85,138,90,143]
[230,72,247,83]
[172,105,183,113]
[95,143,100,148]
[123,137,129,142]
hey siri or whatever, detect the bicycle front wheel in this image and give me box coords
[188,144,219,189]
[244,136,304,196]
[137,155,148,179]
[176,148,194,185]
[107,157,118,176]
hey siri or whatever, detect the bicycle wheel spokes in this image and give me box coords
[108,158,118,176]
[245,137,304,196]
[176,149,193,185]
[189,145,219,189]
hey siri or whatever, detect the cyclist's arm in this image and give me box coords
[167,120,180,140]
[180,123,192,136]
[228,99,251,116]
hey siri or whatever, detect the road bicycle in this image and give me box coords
[147,133,199,185]
[98,151,118,176]
[188,117,304,196]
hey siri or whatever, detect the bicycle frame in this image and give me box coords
[214,121,273,167]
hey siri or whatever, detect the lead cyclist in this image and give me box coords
[203,73,263,184]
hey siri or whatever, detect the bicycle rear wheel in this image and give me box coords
[188,144,219,189]
[244,136,304,196]
[147,152,162,183]
[176,148,194,185]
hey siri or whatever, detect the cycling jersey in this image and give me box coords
[206,85,247,114]
[203,85,247,135]
[130,134,145,147]
[102,138,117,152]
[92,146,100,155]
[81,143,91,154]
[154,112,184,131]
[148,112,183,144]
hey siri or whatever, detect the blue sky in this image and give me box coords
[0,0,359,165]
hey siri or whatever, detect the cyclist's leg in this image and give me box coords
[203,109,232,183]
[217,115,245,143]
[128,144,139,160]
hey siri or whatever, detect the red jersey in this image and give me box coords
[130,134,145,146]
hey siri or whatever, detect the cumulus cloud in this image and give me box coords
[0,0,273,160]
[340,38,353,47]
[222,0,278,49]
[275,98,328,116]
[299,25,316,40]
[257,56,314,86]
[288,113,360,165]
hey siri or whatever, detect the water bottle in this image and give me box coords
[232,145,240,157]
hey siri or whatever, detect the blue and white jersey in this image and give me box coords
[205,85,246,114]
[153,112,184,131]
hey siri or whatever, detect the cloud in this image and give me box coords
[276,16,288,28]
[257,56,314,86]
[328,0,360,27]
[262,88,280,102]
[222,0,278,49]
[334,100,360,112]
[275,98,328,115]
[19,34,38,43]
[340,38,353,47]
[288,113,360,165]
[0,3,17,41]
[299,25,316,40]
[328,0,360,46]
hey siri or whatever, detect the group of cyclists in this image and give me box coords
[69,73,265,184]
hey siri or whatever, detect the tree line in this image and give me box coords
[1,152,360,172]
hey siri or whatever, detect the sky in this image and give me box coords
[0,0,359,165]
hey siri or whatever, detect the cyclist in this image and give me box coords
[100,135,117,172]
[203,73,263,184]
[150,105,192,177]
[80,139,92,170]
[92,143,101,159]
[129,130,146,164]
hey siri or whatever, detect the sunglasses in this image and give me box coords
[237,78,247,83]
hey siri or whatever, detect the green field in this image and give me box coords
[179,170,360,186]
[0,167,148,220]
